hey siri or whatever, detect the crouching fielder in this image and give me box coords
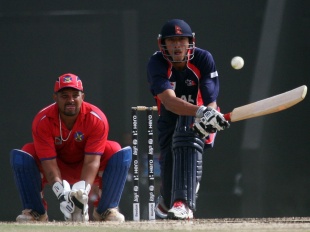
[10,73,131,222]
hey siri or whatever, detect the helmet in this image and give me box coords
[160,19,194,39]
[158,19,195,62]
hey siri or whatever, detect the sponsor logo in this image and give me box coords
[185,79,196,86]
[55,136,62,145]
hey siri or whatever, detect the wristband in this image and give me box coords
[195,106,206,118]
[52,181,64,199]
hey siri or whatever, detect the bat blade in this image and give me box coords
[224,85,307,122]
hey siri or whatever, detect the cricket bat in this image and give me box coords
[223,85,307,122]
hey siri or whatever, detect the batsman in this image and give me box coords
[10,73,131,222]
[147,19,230,219]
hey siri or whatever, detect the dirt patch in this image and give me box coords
[1,217,310,232]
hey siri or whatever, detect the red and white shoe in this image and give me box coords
[167,201,193,220]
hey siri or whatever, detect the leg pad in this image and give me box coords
[171,116,204,211]
[96,146,132,213]
[10,149,45,214]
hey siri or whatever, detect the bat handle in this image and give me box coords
[223,113,231,122]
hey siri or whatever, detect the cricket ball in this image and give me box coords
[231,56,244,70]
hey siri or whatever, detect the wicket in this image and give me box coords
[131,106,158,221]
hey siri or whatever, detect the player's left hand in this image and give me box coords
[69,181,91,222]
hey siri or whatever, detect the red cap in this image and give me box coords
[54,73,83,92]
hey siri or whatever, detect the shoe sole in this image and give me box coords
[167,212,190,220]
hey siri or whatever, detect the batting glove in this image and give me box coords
[194,106,230,138]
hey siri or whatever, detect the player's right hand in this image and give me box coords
[52,180,75,220]
[194,106,230,138]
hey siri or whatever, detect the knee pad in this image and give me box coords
[96,146,132,214]
[10,149,45,214]
[171,116,204,211]
[99,140,122,171]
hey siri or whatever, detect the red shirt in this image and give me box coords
[32,101,108,164]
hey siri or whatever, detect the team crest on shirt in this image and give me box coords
[185,79,196,86]
[74,131,84,142]
[170,81,176,90]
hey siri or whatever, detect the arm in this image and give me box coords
[80,154,101,185]
[41,159,62,185]
[157,89,217,116]
[46,155,97,222]
[43,155,97,221]
[43,159,74,220]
